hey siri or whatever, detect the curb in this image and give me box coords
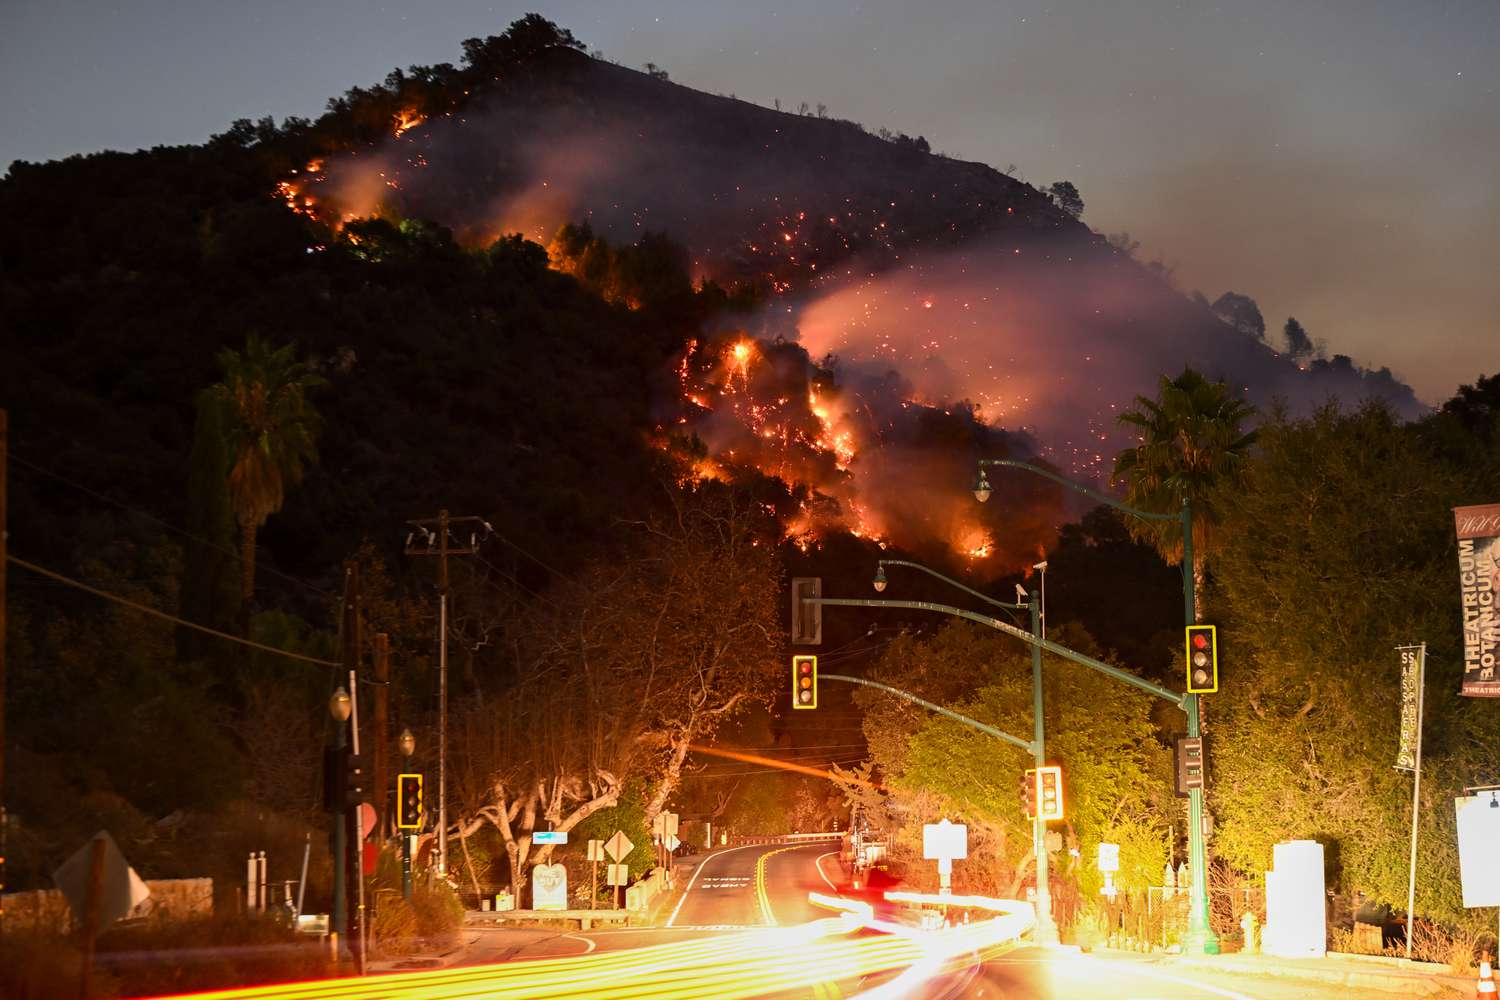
[1165,953,1456,995]
[366,932,479,973]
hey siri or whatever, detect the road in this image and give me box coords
[147,845,1449,998]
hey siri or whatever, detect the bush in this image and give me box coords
[410,881,463,944]
[1,914,337,1000]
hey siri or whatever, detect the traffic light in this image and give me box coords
[345,753,370,808]
[1185,625,1219,693]
[1021,770,1038,819]
[397,773,424,830]
[1175,737,1205,797]
[1036,765,1064,821]
[792,655,818,709]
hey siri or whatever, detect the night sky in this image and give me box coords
[4,1,1495,403]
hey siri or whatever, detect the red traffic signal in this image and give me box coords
[792,655,818,709]
[1185,625,1218,693]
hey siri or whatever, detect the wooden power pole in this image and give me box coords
[404,510,486,877]
[372,633,390,841]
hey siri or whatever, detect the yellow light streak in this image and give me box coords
[132,896,1033,1000]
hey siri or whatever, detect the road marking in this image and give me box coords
[665,844,762,928]
[756,846,800,925]
[559,933,597,955]
[814,850,842,892]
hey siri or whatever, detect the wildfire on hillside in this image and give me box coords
[655,333,1062,570]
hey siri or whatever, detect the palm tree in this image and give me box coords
[211,336,324,626]
[1112,368,1257,616]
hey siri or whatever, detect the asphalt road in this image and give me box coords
[454,846,1427,998]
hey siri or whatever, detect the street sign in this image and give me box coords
[587,839,606,862]
[664,833,681,852]
[605,830,634,862]
[52,831,149,930]
[651,812,680,839]
[606,863,630,887]
[1097,842,1120,873]
[532,862,568,910]
[922,819,968,860]
[533,830,568,845]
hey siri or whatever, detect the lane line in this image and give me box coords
[756,846,800,925]
[665,844,762,928]
[560,933,598,955]
[814,850,842,892]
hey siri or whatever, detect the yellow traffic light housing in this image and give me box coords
[397,773,424,830]
[792,654,818,709]
[1185,625,1219,693]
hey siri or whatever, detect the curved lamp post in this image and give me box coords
[975,457,1219,955]
[329,687,352,958]
[870,559,1057,944]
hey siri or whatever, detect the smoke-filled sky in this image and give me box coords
[4,1,1496,403]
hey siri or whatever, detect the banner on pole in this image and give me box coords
[1454,504,1500,697]
[1394,646,1423,771]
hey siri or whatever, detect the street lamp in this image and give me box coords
[874,559,1057,945]
[399,728,416,901]
[328,687,352,959]
[976,457,1219,955]
[1032,561,1048,640]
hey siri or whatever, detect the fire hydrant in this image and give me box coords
[1240,911,1260,954]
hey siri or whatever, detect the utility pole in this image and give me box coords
[343,561,366,974]
[1,408,8,934]
[373,633,390,842]
[405,510,486,877]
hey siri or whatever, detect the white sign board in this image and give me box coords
[605,831,635,862]
[1456,793,1500,907]
[664,833,681,852]
[1263,840,1326,958]
[533,830,568,845]
[531,862,568,910]
[587,839,606,862]
[922,819,968,860]
[606,863,630,887]
[1097,842,1120,873]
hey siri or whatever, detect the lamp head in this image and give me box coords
[399,727,416,757]
[1015,583,1029,602]
[872,565,887,593]
[972,470,992,504]
[1032,560,1048,573]
[329,686,352,722]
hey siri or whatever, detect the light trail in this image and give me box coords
[132,896,1034,1000]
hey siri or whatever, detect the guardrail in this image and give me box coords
[731,832,843,846]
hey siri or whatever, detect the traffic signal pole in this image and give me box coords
[1029,593,1057,944]
[977,458,1219,955]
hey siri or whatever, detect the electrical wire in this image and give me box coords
[9,451,336,600]
[7,554,341,668]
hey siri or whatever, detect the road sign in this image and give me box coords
[587,839,606,862]
[605,830,634,862]
[606,863,630,887]
[922,819,968,860]
[532,862,568,910]
[651,812,680,839]
[664,833,681,852]
[533,830,568,845]
[1097,842,1120,873]
[52,831,149,930]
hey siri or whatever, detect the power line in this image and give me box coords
[8,451,336,600]
[6,554,341,669]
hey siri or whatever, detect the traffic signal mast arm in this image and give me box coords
[806,595,1187,710]
[821,671,1034,753]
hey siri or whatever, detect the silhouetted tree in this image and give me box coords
[1211,291,1266,340]
[1283,316,1314,361]
[1047,180,1084,218]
